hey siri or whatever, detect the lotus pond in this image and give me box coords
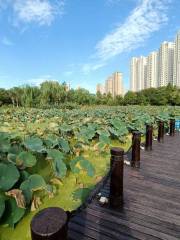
[0,106,180,240]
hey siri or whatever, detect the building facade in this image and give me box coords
[130,57,138,92]
[112,72,123,97]
[146,51,159,88]
[174,32,180,87]
[96,84,105,95]
[158,41,174,87]
[96,72,124,97]
[130,31,180,91]
[130,57,147,92]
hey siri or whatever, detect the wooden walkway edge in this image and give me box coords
[68,134,180,240]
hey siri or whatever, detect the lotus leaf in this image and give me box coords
[47,150,67,179]
[0,163,20,191]
[20,174,46,204]
[70,156,95,177]
[59,138,70,153]
[16,151,37,168]
[23,137,45,152]
[72,188,90,202]
[0,196,5,219]
[2,198,25,228]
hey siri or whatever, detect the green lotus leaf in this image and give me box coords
[69,156,82,174]
[72,188,90,202]
[44,135,59,148]
[21,174,46,192]
[7,153,17,164]
[0,196,5,219]
[16,151,37,168]
[59,138,70,153]
[0,139,11,153]
[20,170,30,182]
[23,137,45,152]
[20,174,46,204]
[52,158,67,179]
[3,198,25,228]
[19,181,32,205]
[99,134,110,145]
[70,156,95,177]
[0,163,20,191]
[47,150,67,179]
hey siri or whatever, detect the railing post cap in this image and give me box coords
[111,147,124,156]
[31,207,67,238]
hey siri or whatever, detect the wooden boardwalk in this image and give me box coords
[68,134,180,240]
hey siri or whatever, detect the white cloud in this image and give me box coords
[0,0,65,26]
[2,36,14,46]
[96,0,171,61]
[13,0,65,25]
[81,62,106,75]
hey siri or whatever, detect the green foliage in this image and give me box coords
[2,199,25,228]
[0,195,5,219]
[0,105,180,230]
[16,152,37,168]
[70,156,95,177]
[47,150,67,179]
[23,137,45,152]
[1,81,179,107]
[20,174,46,204]
[0,163,20,191]
[72,188,91,202]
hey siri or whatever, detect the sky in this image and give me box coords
[0,0,180,93]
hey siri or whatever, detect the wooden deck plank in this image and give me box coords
[68,134,180,239]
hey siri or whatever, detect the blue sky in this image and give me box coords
[0,0,180,93]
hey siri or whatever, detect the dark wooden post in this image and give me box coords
[131,131,141,168]
[170,119,175,136]
[109,147,124,208]
[158,121,164,142]
[145,124,153,151]
[31,207,68,240]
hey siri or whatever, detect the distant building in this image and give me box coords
[146,51,159,88]
[130,57,147,92]
[96,71,124,97]
[137,56,147,91]
[105,76,113,95]
[158,41,174,87]
[96,84,105,94]
[112,72,124,97]
[130,30,180,91]
[130,57,138,92]
[174,32,180,87]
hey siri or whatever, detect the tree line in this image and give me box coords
[0,81,180,108]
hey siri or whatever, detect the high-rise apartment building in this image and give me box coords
[96,71,124,97]
[174,32,180,87]
[158,41,174,87]
[105,76,113,95]
[112,72,123,97]
[146,51,159,88]
[130,57,147,92]
[130,57,138,92]
[137,56,147,91]
[130,31,180,91]
[96,84,105,95]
